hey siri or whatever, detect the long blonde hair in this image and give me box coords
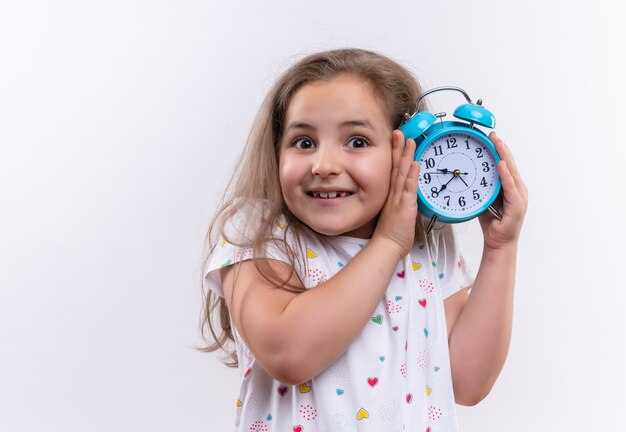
[200,48,426,366]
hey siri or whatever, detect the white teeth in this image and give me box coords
[312,191,349,199]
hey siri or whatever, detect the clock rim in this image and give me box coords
[413,122,502,223]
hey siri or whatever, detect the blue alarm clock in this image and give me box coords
[400,86,503,234]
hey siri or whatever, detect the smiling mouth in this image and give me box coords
[308,191,353,199]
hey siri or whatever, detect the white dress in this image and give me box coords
[204,203,475,432]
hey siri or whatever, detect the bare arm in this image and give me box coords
[222,236,403,384]
[222,131,420,384]
[447,244,517,406]
[446,132,528,406]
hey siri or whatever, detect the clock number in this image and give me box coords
[473,190,480,200]
[434,145,442,156]
[465,139,470,150]
[446,138,457,149]
[431,187,439,198]
[424,173,431,184]
[475,147,483,158]
[482,162,490,172]
[444,195,450,206]
[425,158,435,169]
[480,176,488,187]
[458,196,466,207]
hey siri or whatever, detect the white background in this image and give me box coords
[1,0,625,431]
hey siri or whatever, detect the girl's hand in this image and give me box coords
[478,132,528,251]
[373,130,420,259]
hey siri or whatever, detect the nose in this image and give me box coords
[311,144,341,177]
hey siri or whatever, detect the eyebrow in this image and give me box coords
[285,119,375,132]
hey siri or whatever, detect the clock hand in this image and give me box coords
[434,168,469,176]
[434,169,470,191]
[425,168,455,175]
[436,175,457,194]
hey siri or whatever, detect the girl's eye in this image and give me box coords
[347,136,369,149]
[293,137,315,150]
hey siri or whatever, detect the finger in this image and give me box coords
[391,130,404,171]
[490,132,521,179]
[490,132,528,198]
[498,160,524,213]
[387,131,403,194]
[398,137,416,178]
[501,144,528,200]
[405,161,420,195]
[393,138,416,201]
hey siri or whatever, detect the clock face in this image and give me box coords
[418,132,499,217]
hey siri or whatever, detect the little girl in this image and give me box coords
[201,48,527,431]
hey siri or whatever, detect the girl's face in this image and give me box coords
[279,74,393,238]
